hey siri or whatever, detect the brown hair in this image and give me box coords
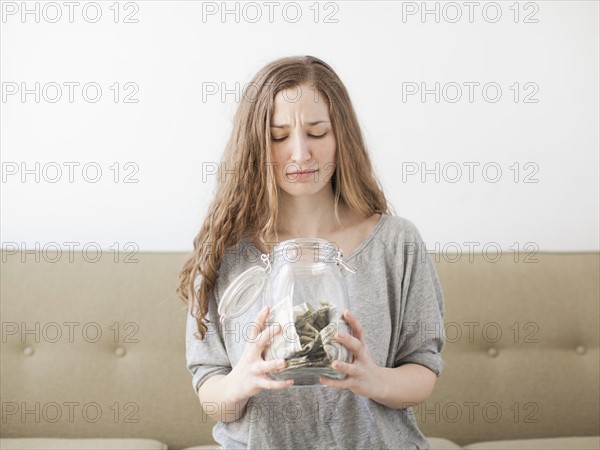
[177,55,392,339]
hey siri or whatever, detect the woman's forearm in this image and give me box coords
[197,374,249,423]
[369,363,437,409]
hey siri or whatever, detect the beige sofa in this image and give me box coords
[1,250,598,449]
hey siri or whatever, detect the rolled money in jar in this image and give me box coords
[293,302,312,322]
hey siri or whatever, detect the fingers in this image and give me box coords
[249,306,270,340]
[319,359,359,390]
[252,358,293,391]
[334,328,362,355]
[258,377,294,390]
[246,322,282,358]
[331,360,356,376]
[342,310,363,342]
[257,322,282,348]
[256,358,287,374]
[257,305,270,324]
[319,375,349,390]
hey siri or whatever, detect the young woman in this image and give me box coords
[178,55,445,449]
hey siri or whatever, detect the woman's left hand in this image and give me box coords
[319,309,383,399]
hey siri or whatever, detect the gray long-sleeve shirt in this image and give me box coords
[185,213,446,449]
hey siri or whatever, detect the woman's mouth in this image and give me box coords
[285,169,318,180]
[287,170,316,175]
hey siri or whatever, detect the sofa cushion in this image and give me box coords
[463,436,600,449]
[0,438,167,450]
[428,437,463,449]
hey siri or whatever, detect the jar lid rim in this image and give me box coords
[271,238,339,255]
[218,265,268,319]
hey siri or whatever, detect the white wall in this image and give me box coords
[2,1,598,256]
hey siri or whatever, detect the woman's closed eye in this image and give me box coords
[271,133,327,142]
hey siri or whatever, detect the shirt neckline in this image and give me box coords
[344,212,387,261]
[240,213,389,261]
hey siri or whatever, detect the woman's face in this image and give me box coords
[269,83,337,197]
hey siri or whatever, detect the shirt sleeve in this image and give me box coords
[185,271,232,394]
[393,221,446,376]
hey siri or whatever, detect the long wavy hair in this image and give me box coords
[178,55,393,339]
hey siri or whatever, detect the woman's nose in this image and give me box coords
[290,132,311,162]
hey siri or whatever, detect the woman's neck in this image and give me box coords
[276,187,345,238]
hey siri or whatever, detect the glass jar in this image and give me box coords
[218,238,358,386]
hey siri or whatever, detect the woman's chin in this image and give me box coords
[275,175,334,196]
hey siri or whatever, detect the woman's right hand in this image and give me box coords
[224,305,294,405]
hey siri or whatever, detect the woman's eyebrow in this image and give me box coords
[270,120,330,129]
